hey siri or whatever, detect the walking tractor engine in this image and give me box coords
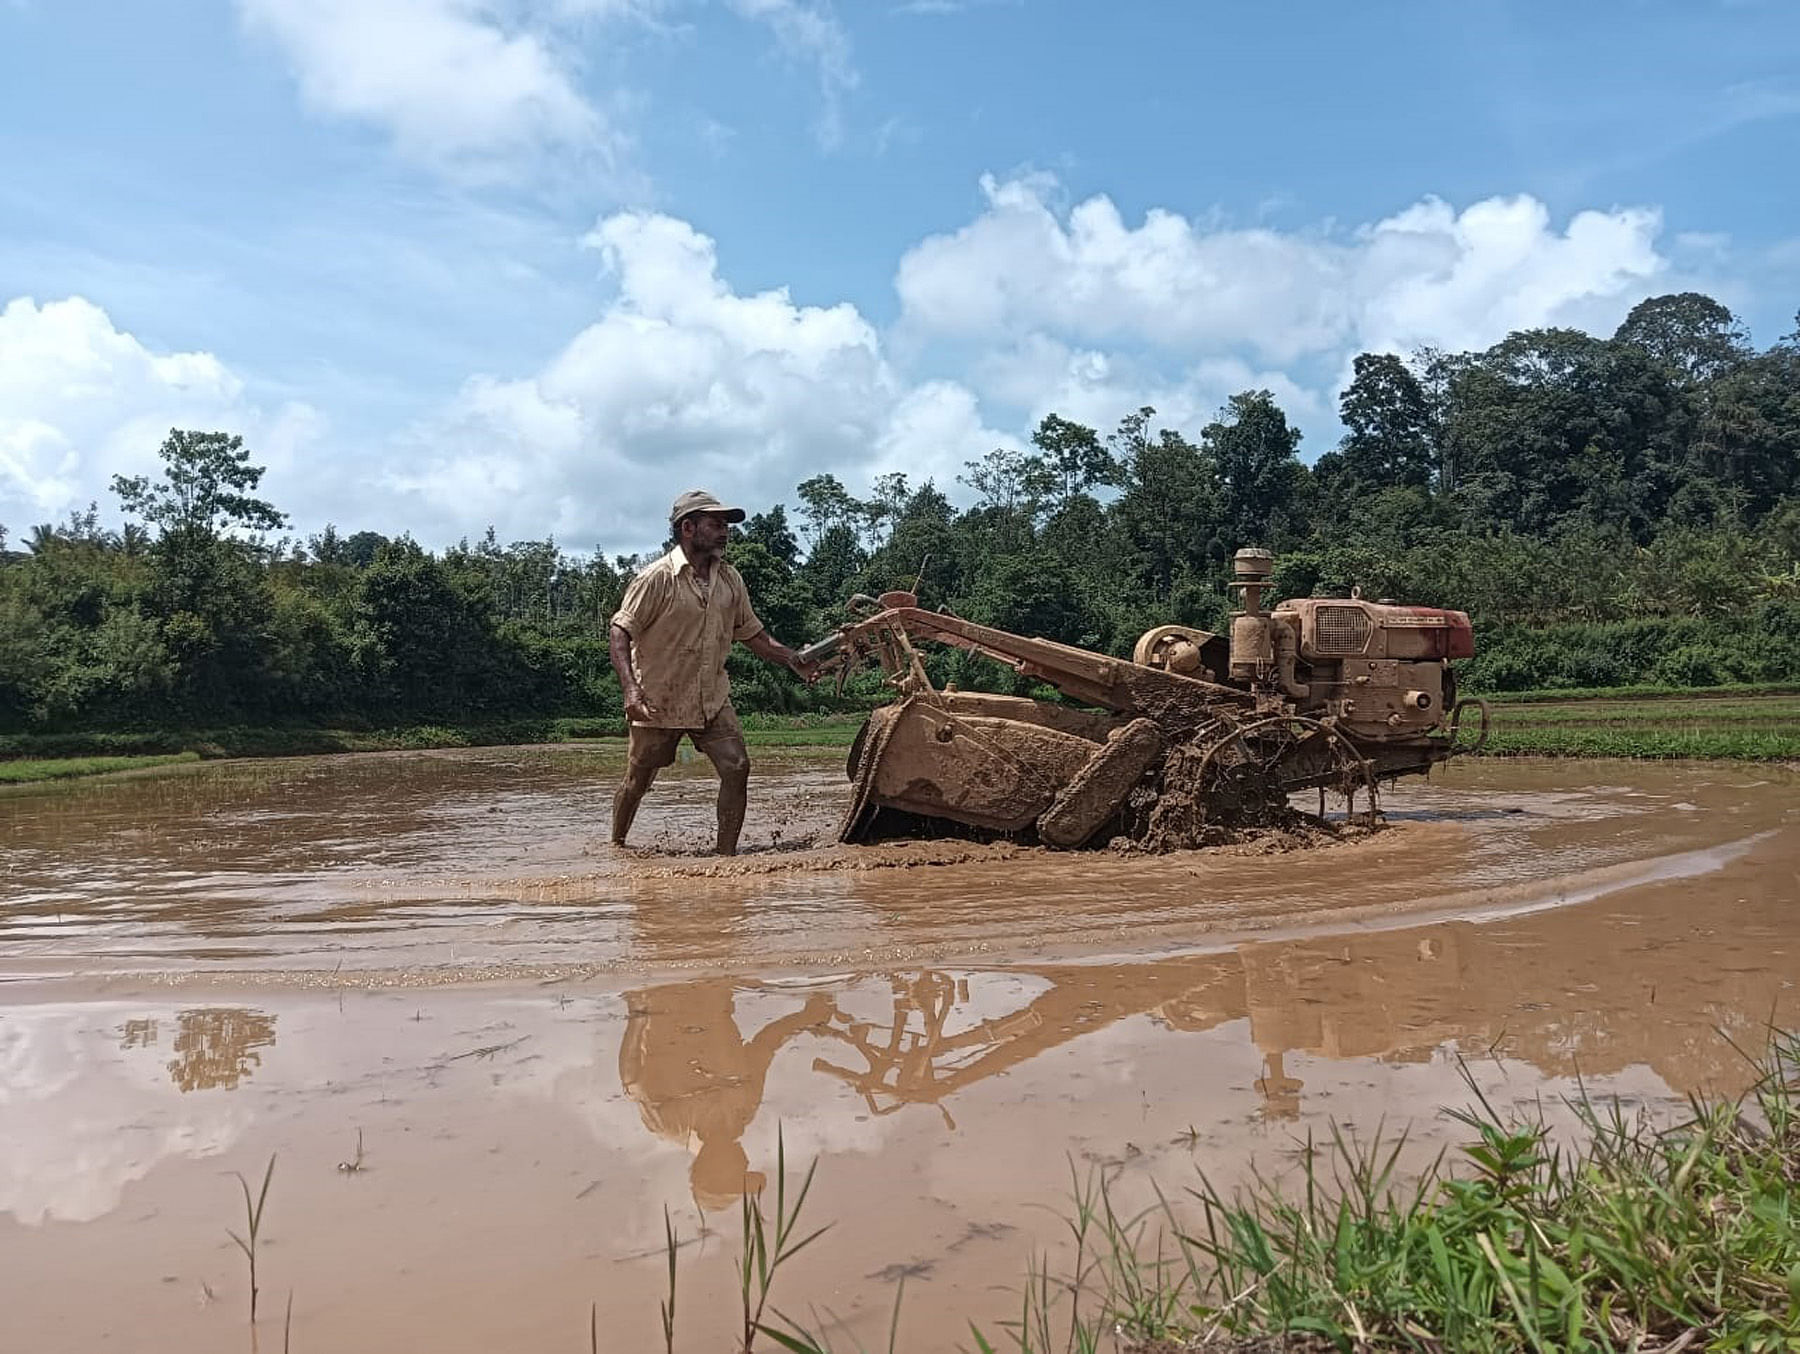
[803,547,1485,851]
[1200,548,1480,754]
[1277,587,1472,744]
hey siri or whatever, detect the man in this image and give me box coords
[608,489,814,855]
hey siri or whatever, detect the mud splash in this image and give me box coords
[625,837,1027,876]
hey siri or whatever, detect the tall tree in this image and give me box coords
[877,481,960,603]
[342,531,389,568]
[1204,390,1308,549]
[1112,409,1220,598]
[958,447,1038,516]
[1693,344,1800,520]
[109,430,288,713]
[1028,413,1116,508]
[795,473,861,553]
[1439,329,1611,535]
[966,549,1090,644]
[799,523,867,608]
[1614,292,1751,385]
[863,472,912,548]
[309,524,343,565]
[958,447,1040,554]
[1338,353,1436,491]
[741,504,800,568]
[355,540,521,716]
[724,539,809,644]
[111,430,287,541]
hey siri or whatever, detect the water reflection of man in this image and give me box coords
[619,978,832,1211]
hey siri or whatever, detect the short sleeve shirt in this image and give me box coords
[610,548,765,728]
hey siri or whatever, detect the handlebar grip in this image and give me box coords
[797,632,844,665]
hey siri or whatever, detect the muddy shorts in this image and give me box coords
[628,703,748,774]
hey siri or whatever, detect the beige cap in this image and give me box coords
[669,489,746,528]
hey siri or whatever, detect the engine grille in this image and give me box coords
[1314,605,1373,655]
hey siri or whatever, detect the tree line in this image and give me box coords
[4,291,1799,734]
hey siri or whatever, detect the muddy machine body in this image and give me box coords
[802,549,1483,849]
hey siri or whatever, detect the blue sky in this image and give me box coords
[2,0,1797,555]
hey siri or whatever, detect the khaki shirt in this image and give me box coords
[611,547,764,729]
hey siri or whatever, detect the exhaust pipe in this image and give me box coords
[1273,617,1310,699]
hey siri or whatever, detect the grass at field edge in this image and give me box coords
[0,752,202,784]
[5,683,1799,781]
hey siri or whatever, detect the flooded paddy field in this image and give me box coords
[2,747,1797,1351]
[1482,691,1800,759]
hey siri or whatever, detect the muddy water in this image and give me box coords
[2,747,1790,978]
[2,749,1797,1352]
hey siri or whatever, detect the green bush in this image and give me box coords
[1652,644,1730,687]
[1463,614,1800,694]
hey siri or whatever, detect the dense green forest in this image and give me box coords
[5,291,1799,735]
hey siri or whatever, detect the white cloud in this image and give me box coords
[0,297,320,531]
[727,0,859,149]
[239,0,859,170]
[5,181,1716,553]
[0,1004,252,1226]
[238,0,611,173]
[1354,195,1664,356]
[1675,230,1731,257]
[970,336,1329,445]
[384,210,1006,549]
[870,380,1020,490]
[897,175,1345,363]
[897,175,1668,365]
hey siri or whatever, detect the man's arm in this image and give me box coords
[609,623,658,723]
[743,628,816,683]
[746,992,836,1063]
[728,565,815,683]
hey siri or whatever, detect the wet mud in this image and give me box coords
[2,748,1797,1351]
[4,747,1793,980]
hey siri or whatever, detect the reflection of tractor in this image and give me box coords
[800,548,1484,849]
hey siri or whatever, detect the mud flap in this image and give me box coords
[1036,718,1164,849]
[837,702,904,843]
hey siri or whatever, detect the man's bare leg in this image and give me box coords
[612,763,659,845]
[705,739,751,856]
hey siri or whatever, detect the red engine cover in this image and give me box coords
[1404,607,1475,659]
